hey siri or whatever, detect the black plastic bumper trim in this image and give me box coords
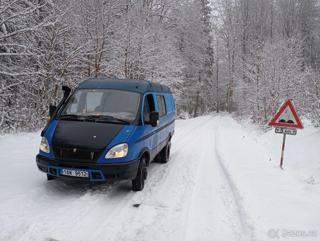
[36,155,139,181]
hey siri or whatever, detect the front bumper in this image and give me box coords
[36,155,139,182]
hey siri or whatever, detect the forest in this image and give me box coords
[1,0,320,132]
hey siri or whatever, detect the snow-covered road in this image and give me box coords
[0,115,319,241]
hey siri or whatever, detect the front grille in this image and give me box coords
[53,146,103,162]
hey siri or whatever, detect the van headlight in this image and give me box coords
[105,143,128,159]
[39,137,50,153]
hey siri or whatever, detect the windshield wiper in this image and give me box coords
[84,115,130,125]
[106,116,130,125]
[59,114,86,121]
[60,114,130,124]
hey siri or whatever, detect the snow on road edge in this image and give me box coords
[215,117,320,241]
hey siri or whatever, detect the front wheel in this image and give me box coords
[132,157,147,191]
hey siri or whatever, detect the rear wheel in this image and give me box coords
[159,141,171,164]
[132,157,147,191]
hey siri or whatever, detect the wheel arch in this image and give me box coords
[138,148,151,166]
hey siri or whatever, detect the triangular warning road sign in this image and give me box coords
[269,100,303,129]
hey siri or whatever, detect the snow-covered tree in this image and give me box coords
[1,0,320,132]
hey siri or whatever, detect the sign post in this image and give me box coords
[280,133,286,169]
[269,100,303,169]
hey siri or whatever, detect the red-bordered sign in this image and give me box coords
[269,100,303,129]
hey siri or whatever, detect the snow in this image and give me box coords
[216,116,320,241]
[0,115,319,241]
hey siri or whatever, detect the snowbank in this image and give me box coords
[216,116,320,241]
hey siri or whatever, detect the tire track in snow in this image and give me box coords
[214,126,257,241]
[105,116,216,241]
[89,116,255,241]
[183,118,243,241]
[183,121,219,241]
[86,116,215,241]
[184,117,257,241]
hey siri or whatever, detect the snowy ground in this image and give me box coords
[0,115,319,241]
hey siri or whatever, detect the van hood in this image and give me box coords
[52,120,125,150]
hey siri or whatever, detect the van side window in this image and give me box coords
[157,95,166,117]
[144,94,155,123]
[162,96,167,114]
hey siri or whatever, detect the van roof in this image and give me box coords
[78,78,171,94]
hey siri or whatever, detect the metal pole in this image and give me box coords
[280,133,287,169]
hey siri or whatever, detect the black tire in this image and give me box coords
[47,174,56,181]
[159,141,171,164]
[132,157,147,191]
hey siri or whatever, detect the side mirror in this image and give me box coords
[62,85,71,99]
[49,105,57,118]
[150,111,159,127]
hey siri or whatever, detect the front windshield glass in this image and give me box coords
[60,89,140,122]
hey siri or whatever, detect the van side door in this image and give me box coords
[142,93,158,156]
[156,94,169,147]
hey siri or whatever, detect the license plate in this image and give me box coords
[61,169,89,178]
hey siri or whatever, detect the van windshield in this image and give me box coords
[59,89,140,123]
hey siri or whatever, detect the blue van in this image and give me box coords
[36,78,175,191]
